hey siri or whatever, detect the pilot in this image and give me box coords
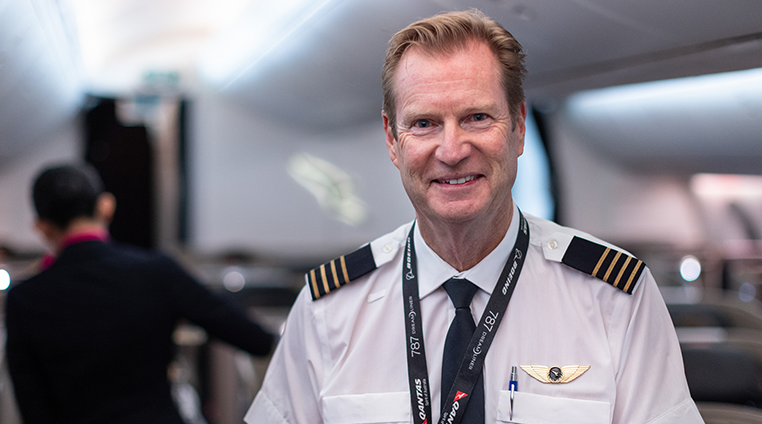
[5,163,275,424]
[246,9,704,424]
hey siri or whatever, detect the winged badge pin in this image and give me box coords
[520,365,590,384]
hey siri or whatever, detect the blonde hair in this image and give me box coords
[382,9,526,138]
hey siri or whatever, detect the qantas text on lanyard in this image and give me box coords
[402,211,529,424]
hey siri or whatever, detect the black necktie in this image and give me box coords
[441,278,485,423]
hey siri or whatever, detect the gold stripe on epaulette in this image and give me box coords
[603,251,622,282]
[613,256,632,289]
[307,243,377,300]
[330,260,340,290]
[320,264,330,295]
[561,236,645,294]
[593,248,610,278]
[310,268,320,299]
[623,260,644,293]
[340,255,349,284]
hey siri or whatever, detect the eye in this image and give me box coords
[414,119,432,128]
[473,113,488,121]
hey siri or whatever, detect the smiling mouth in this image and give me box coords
[437,175,478,185]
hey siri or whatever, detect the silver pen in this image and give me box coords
[509,366,518,420]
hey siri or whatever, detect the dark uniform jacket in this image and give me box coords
[5,239,274,424]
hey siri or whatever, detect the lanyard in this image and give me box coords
[403,211,529,424]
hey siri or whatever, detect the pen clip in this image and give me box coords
[510,365,518,421]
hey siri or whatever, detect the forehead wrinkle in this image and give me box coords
[401,92,502,118]
[393,42,505,122]
[396,78,506,122]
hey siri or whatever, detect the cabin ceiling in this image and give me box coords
[2,0,762,170]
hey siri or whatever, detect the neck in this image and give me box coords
[55,220,108,252]
[417,206,514,272]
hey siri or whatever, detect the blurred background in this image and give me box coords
[1,0,762,423]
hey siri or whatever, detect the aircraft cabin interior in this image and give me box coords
[1,0,762,423]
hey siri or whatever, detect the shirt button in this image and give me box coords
[548,240,558,250]
[382,244,393,254]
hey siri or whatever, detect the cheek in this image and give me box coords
[395,133,423,169]
[501,123,526,155]
[494,123,512,142]
[507,125,525,157]
[485,127,514,157]
[397,131,412,147]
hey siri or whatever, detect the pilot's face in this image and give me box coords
[384,40,526,229]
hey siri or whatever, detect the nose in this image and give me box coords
[434,121,471,166]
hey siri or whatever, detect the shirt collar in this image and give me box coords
[414,202,520,298]
[41,229,110,270]
[59,228,110,250]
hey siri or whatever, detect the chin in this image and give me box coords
[428,204,487,224]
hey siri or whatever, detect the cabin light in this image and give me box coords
[739,282,757,303]
[0,269,10,290]
[69,0,251,92]
[679,256,701,282]
[567,67,762,116]
[564,67,762,155]
[222,268,246,292]
[690,173,762,199]
[198,0,337,87]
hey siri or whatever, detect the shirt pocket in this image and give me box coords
[322,392,412,424]
[496,390,610,424]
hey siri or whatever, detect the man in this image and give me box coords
[5,163,275,424]
[246,10,703,424]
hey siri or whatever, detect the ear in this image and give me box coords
[515,102,527,157]
[95,192,116,226]
[34,219,64,249]
[382,111,400,169]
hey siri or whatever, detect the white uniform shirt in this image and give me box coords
[246,206,704,424]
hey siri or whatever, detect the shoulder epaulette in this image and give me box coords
[561,236,645,294]
[308,244,377,300]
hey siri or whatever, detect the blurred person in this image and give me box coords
[5,163,275,424]
[245,10,703,424]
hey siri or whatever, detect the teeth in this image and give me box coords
[441,175,476,185]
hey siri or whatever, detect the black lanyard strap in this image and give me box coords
[403,224,432,424]
[403,211,530,424]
